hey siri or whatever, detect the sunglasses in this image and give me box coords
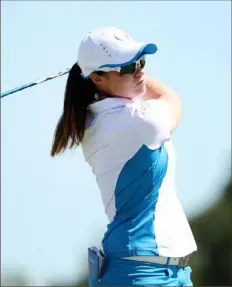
[119,56,146,76]
[95,55,146,76]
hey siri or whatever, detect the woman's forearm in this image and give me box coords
[144,76,179,101]
[144,76,182,132]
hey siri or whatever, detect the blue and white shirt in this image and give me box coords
[81,97,197,258]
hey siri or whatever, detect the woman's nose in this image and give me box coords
[134,67,145,78]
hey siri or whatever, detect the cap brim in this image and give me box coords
[99,42,157,69]
[118,42,158,67]
[139,43,157,55]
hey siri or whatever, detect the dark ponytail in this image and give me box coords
[51,63,98,157]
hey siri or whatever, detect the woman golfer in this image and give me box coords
[51,26,197,286]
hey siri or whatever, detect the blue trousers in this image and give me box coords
[89,257,193,286]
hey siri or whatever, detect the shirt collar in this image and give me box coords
[88,97,132,113]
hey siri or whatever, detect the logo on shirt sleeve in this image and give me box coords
[131,100,150,118]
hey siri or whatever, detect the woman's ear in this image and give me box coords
[90,73,105,85]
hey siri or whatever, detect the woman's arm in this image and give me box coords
[144,76,182,133]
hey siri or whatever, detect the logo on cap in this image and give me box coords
[114,30,132,42]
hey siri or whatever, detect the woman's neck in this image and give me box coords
[95,92,131,101]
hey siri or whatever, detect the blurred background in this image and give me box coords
[1,1,231,286]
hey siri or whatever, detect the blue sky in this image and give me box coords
[1,1,231,285]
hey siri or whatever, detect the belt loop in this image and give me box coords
[166,257,170,266]
[178,255,189,268]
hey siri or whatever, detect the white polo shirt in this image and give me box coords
[81,97,197,258]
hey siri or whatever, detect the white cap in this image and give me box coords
[77,26,157,77]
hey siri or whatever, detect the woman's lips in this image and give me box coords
[136,79,144,85]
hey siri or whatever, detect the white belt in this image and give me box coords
[123,255,190,267]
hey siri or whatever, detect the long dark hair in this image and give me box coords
[51,63,104,157]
